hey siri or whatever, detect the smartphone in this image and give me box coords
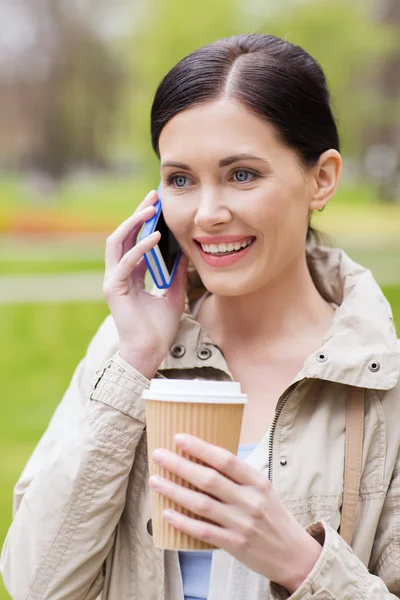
[139,182,182,289]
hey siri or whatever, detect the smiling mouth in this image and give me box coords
[195,237,256,256]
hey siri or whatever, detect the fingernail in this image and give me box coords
[174,434,189,446]
[163,509,175,520]
[153,449,168,462]
[149,475,163,486]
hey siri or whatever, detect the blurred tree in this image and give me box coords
[0,0,127,178]
[361,0,400,201]
[261,0,397,158]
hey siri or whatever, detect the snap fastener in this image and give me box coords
[147,518,153,536]
[280,458,288,466]
[170,344,186,358]
[368,361,380,373]
[315,352,328,363]
[198,347,212,360]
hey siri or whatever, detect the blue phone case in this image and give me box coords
[139,183,182,289]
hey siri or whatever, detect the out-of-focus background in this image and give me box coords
[1,0,399,596]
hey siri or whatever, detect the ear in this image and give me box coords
[309,149,342,211]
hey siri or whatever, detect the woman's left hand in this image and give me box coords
[149,434,322,594]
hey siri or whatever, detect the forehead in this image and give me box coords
[158,97,288,163]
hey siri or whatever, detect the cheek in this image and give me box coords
[162,201,191,239]
[264,178,310,229]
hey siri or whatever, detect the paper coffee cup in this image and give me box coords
[142,379,248,551]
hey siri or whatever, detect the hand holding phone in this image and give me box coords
[139,182,182,289]
[102,188,188,378]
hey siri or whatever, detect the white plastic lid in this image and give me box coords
[141,379,248,404]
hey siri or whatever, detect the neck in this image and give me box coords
[203,253,334,355]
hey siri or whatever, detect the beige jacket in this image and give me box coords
[1,246,400,600]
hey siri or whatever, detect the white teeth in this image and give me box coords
[200,238,254,254]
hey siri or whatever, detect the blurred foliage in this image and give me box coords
[1,0,128,177]
[261,0,398,155]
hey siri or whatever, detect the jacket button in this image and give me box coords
[280,458,288,466]
[170,344,186,358]
[315,352,328,363]
[198,347,212,360]
[368,360,380,372]
[147,518,153,536]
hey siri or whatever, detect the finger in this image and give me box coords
[122,189,159,255]
[149,474,236,530]
[152,448,238,505]
[162,507,244,553]
[105,204,157,270]
[174,435,263,487]
[136,189,158,212]
[114,190,157,246]
[115,231,161,283]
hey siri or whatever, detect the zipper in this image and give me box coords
[268,381,300,483]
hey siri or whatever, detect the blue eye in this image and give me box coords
[173,175,187,187]
[234,170,251,182]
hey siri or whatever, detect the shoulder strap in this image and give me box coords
[339,386,365,545]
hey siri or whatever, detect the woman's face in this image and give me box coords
[158,97,319,297]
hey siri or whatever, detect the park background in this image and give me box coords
[1,0,400,597]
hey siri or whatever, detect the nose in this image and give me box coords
[193,187,232,230]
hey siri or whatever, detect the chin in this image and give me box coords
[199,271,261,298]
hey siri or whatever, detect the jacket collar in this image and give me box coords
[302,246,399,390]
[163,246,399,391]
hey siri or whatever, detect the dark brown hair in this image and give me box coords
[150,34,339,304]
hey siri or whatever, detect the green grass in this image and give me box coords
[0,290,399,599]
[0,259,104,275]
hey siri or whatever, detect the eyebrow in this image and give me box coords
[160,153,270,170]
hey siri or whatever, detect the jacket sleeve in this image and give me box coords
[0,315,154,600]
[269,446,400,600]
[269,520,399,600]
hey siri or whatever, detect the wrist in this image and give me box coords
[278,533,322,595]
[118,348,164,380]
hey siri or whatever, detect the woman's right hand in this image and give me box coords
[103,189,189,379]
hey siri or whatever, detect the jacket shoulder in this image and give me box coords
[376,340,400,460]
[81,313,120,387]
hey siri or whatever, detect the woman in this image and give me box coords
[1,33,400,600]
